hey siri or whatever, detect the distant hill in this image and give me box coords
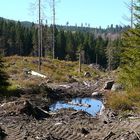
[0,16,130,37]
[0,17,33,28]
[56,24,130,40]
[20,21,33,28]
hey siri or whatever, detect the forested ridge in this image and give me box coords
[0,17,130,69]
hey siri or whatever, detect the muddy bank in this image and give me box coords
[0,82,140,140]
[0,106,140,140]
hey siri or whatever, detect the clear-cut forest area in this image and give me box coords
[0,0,140,140]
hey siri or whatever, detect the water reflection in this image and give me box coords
[49,98,103,116]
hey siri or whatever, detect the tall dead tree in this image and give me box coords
[38,0,41,71]
[124,0,134,28]
[106,39,114,72]
[131,0,134,28]
[52,0,55,59]
[38,0,44,71]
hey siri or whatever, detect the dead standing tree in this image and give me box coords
[52,0,55,59]
[123,0,135,28]
[38,0,42,71]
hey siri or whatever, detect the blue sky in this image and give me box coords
[0,0,130,28]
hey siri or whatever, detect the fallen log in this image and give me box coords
[27,70,47,78]
[92,91,103,97]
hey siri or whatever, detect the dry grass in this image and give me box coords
[106,88,140,112]
[3,56,101,88]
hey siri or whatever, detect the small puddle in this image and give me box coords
[49,98,103,116]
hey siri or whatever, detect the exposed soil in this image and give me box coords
[0,82,140,140]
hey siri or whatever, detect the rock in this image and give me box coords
[104,80,114,90]
[80,128,89,135]
[84,72,91,77]
[88,64,100,70]
[67,75,77,83]
[23,68,31,75]
[111,83,123,91]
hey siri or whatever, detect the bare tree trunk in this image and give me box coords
[79,51,81,73]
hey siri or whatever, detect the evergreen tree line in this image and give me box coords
[0,17,125,69]
[56,24,130,34]
[0,18,34,56]
[55,29,122,69]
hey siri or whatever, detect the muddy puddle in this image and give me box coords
[49,98,103,116]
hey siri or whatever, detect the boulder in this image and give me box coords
[104,80,114,90]
[80,128,89,135]
[23,68,31,75]
[84,72,91,77]
[67,75,77,83]
[111,83,123,91]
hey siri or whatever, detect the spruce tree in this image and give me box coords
[119,0,140,89]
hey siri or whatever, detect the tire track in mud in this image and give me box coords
[2,117,140,140]
[85,118,140,140]
[7,120,87,140]
[1,99,140,140]
[36,118,140,140]
[6,126,27,140]
[43,121,86,140]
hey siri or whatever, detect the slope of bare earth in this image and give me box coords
[0,83,140,140]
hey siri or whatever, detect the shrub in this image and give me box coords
[106,89,140,112]
[106,93,133,111]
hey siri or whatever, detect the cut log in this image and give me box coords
[28,70,46,78]
[92,91,102,97]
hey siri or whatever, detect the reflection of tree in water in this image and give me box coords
[50,101,64,110]
[50,102,57,110]
[73,98,90,104]
[84,98,91,104]
[50,98,103,116]
[78,98,82,104]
